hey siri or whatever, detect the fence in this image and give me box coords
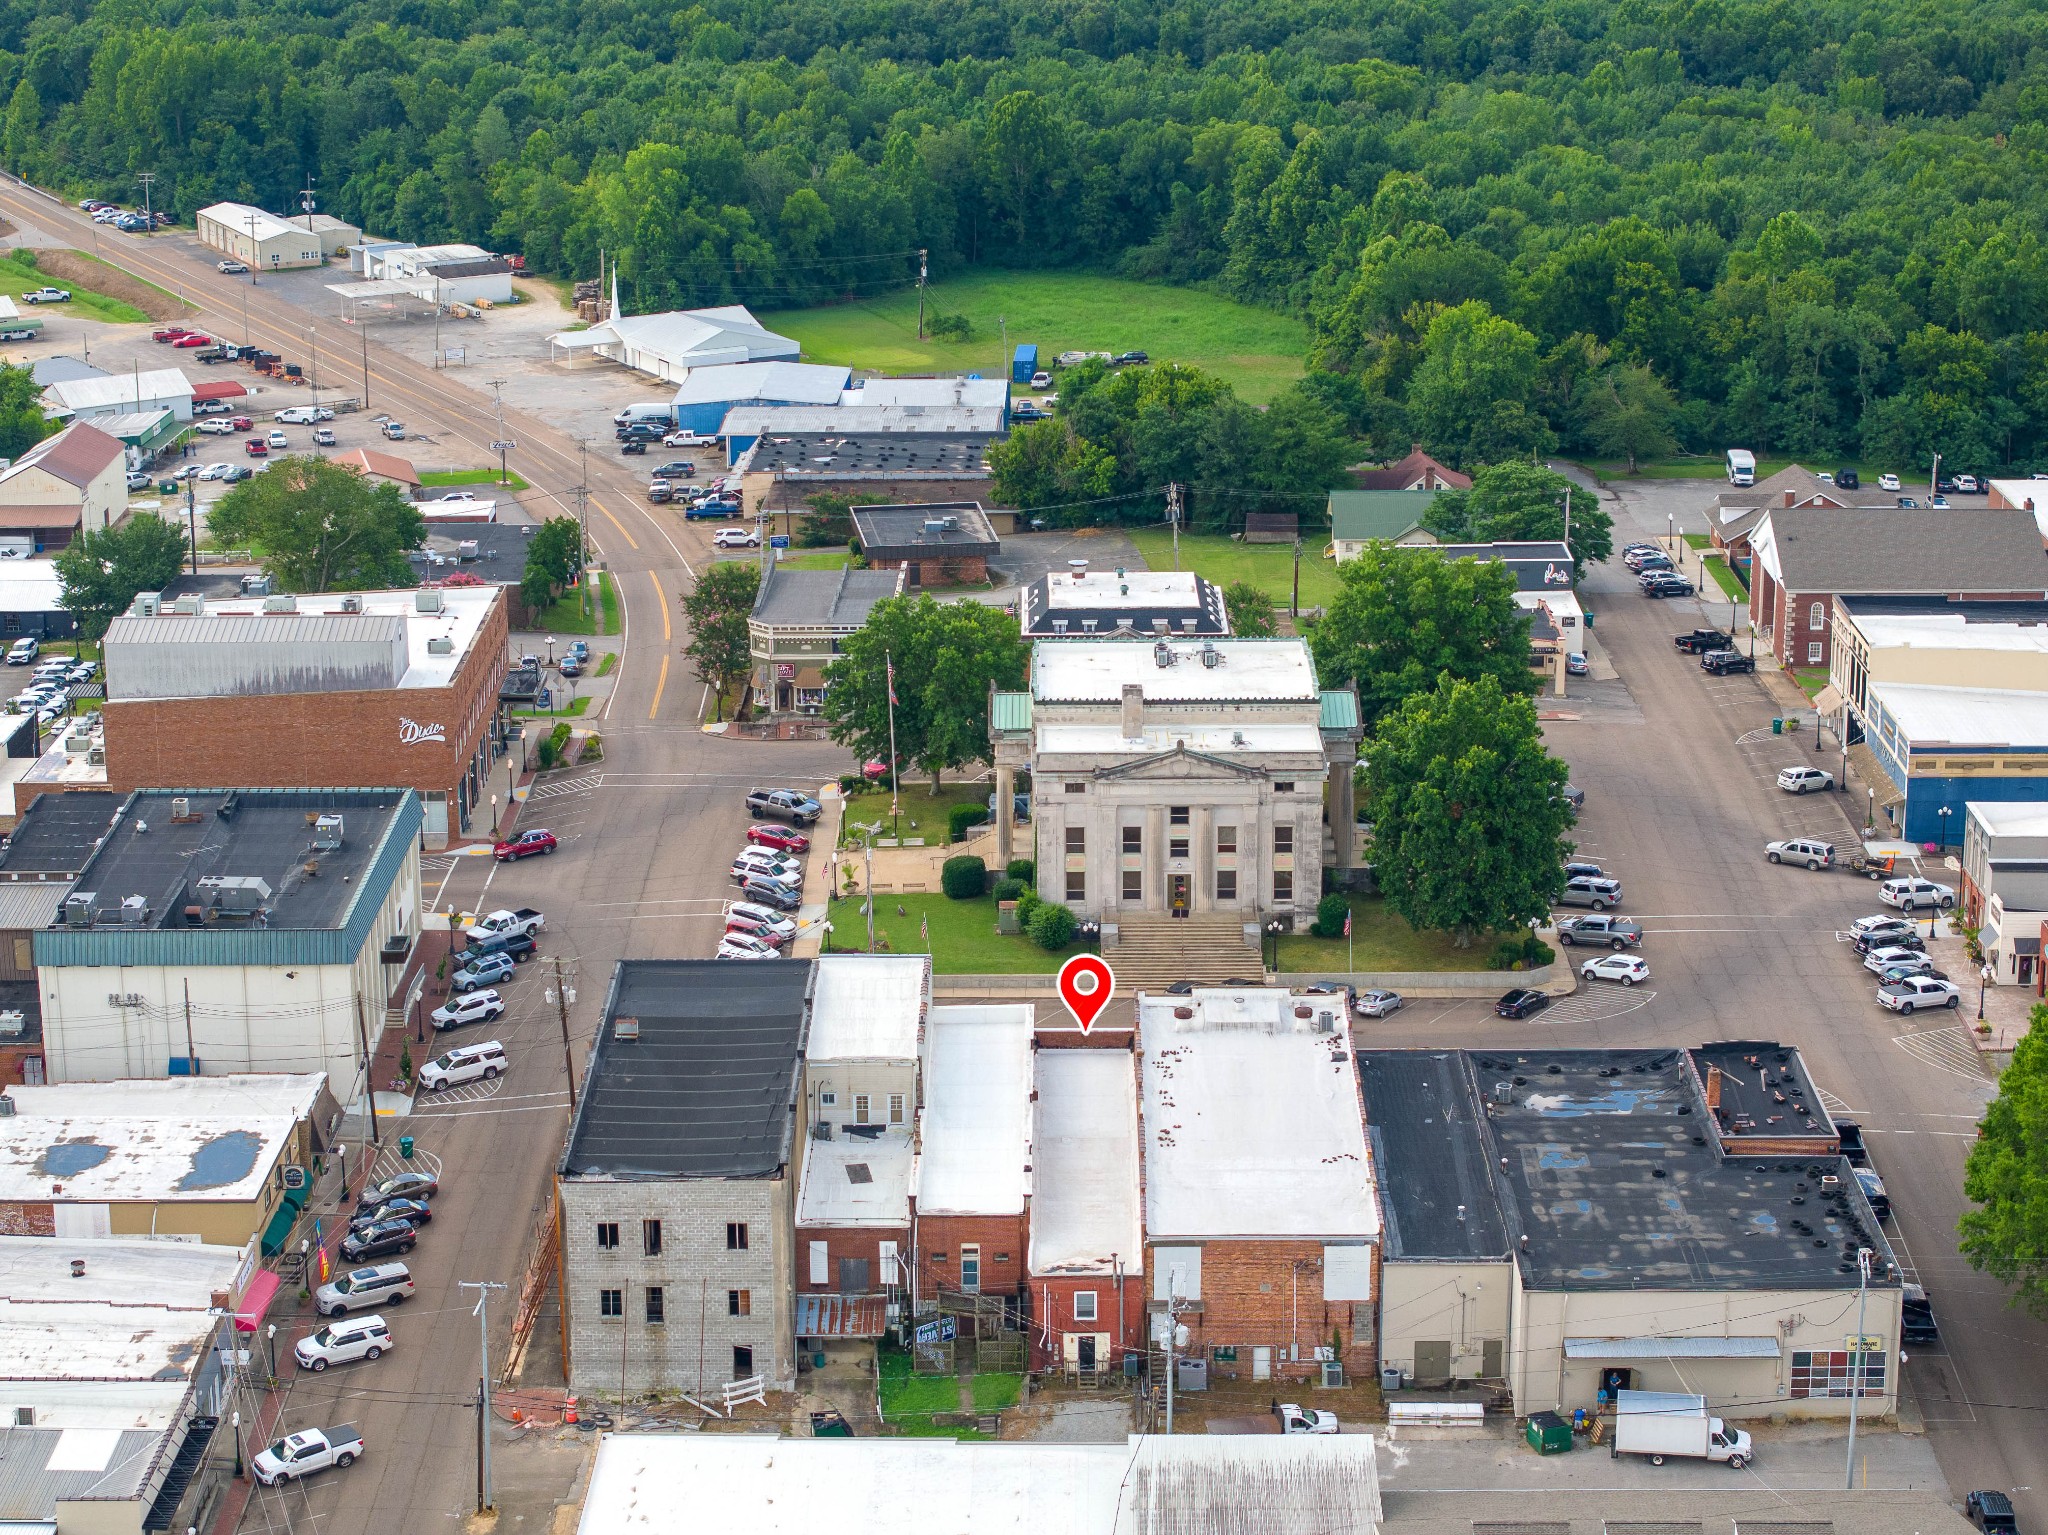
[500,1193,559,1385]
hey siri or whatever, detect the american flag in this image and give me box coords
[1343,909,1352,938]
[887,655,897,706]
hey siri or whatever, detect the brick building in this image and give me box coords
[1706,464,1889,578]
[100,586,513,846]
[912,1004,1034,1305]
[0,789,119,1086]
[738,433,997,519]
[1138,988,1378,1386]
[558,961,810,1397]
[1028,1048,1143,1381]
[850,503,1001,587]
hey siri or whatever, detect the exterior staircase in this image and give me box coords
[1109,916,1262,995]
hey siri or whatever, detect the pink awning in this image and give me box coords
[235,1269,283,1332]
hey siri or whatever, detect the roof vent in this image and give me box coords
[170,796,191,820]
[427,637,454,655]
[70,1258,84,1278]
[415,589,445,614]
[312,814,344,850]
[262,594,298,614]
[614,1016,640,1040]
[172,595,205,616]
[1069,560,1088,582]
[339,595,363,613]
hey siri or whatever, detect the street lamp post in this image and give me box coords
[1866,787,1874,833]
[265,1322,277,1382]
[1937,805,1951,851]
[489,793,498,839]
[1265,919,1283,972]
[232,1410,243,1480]
[1979,962,1994,1021]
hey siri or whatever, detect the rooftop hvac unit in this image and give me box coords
[62,732,91,757]
[131,592,160,617]
[458,541,480,561]
[338,595,363,613]
[119,895,148,925]
[86,745,104,766]
[240,575,272,597]
[1153,641,1174,669]
[170,796,190,819]
[613,1017,640,1041]
[262,594,298,614]
[194,875,272,914]
[0,1011,23,1038]
[415,589,445,614]
[1200,642,1222,669]
[0,1092,12,1113]
[426,637,454,656]
[1313,1010,1335,1033]
[312,814,344,850]
[172,595,204,616]
[63,892,95,927]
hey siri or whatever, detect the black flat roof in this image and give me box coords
[1688,1041,1836,1145]
[851,502,1000,559]
[1377,1047,1897,1292]
[1356,1052,1510,1261]
[750,434,997,477]
[412,519,531,588]
[1838,594,2048,625]
[0,791,124,878]
[562,961,812,1180]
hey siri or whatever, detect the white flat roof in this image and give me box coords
[1045,570,1203,611]
[0,1234,245,1307]
[43,369,192,413]
[1033,638,1319,702]
[4,1073,325,1123]
[1036,723,1326,758]
[723,404,1003,435]
[1869,681,2048,746]
[1139,989,1378,1240]
[1969,802,2048,836]
[0,1114,293,1203]
[849,377,1010,410]
[1853,611,2048,653]
[0,1236,243,1385]
[1029,1052,1142,1276]
[917,1005,1034,1216]
[0,1314,220,1387]
[671,361,849,408]
[797,1130,913,1227]
[1989,478,2048,534]
[808,955,928,1061]
[0,559,66,611]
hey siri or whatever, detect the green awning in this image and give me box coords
[259,1201,299,1258]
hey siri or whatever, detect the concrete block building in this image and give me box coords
[558,961,812,1397]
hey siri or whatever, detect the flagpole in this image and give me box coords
[886,650,901,822]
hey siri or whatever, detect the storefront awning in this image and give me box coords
[259,1201,299,1258]
[1847,743,1908,811]
[794,1293,889,1339]
[1813,684,1843,716]
[235,1268,283,1332]
[1565,1336,1780,1360]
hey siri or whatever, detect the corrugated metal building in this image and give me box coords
[104,614,409,700]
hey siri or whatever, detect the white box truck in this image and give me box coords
[1725,448,1756,486]
[1610,1390,1753,1468]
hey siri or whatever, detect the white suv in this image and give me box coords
[418,1040,507,1091]
[430,988,504,1032]
[713,527,760,548]
[315,1263,415,1316]
[1880,878,1956,912]
[731,848,802,884]
[1765,837,1834,869]
[294,1314,393,1371]
[1776,766,1835,794]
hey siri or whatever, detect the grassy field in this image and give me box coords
[1789,668,1829,699]
[511,694,591,719]
[773,549,853,572]
[824,892,1078,972]
[839,784,986,849]
[760,270,1308,405]
[530,571,617,636]
[420,468,531,491]
[1274,895,1500,973]
[0,252,149,323]
[876,1348,994,1439]
[1127,529,1342,608]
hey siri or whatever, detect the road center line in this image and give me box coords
[651,569,671,642]
[650,654,670,720]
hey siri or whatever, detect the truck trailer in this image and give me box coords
[1610,1390,1753,1469]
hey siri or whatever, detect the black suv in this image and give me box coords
[1835,468,1860,489]
[1702,650,1755,674]
[340,1219,418,1262]
[1495,988,1550,1019]
[1903,1283,1940,1343]
[1965,1490,2017,1532]
[1675,628,1735,653]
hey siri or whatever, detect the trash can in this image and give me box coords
[1771,718,1783,735]
[1525,1411,1573,1455]
[1381,1365,1403,1393]
[399,1135,414,1160]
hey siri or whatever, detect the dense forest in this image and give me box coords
[8,0,2048,468]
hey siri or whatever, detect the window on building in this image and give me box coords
[888,1093,906,1125]
[1073,1291,1099,1322]
[1274,870,1294,903]
[728,1289,751,1317]
[642,1219,662,1256]
[854,1094,871,1124]
[733,1345,754,1378]
[599,1288,622,1319]
[1808,642,1823,665]
[1169,806,1190,826]
[1809,602,1826,632]
[1216,868,1237,901]
[930,1251,948,1263]
[1790,1349,1886,1398]
[1169,836,1190,858]
[1216,826,1236,854]
[645,1286,665,1324]
[1066,827,1085,853]
[596,1222,619,1251]
[1066,870,1086,901]
[726,1223,748,1250]
[1274,825,1294,854]
[1274,782,1294,794]
[1122,870,1143,902]
[819,1090,837,1107]
[1065,782,1086,794]
[1121,826,1142,853]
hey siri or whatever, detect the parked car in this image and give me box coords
[1564,651,1588,676]
[1557,875,1622,910]
[493,828,557,860]
[1835,469,1860,489]
[1675,628,1735,653]
[267,429,289,448]
[65,661,97,683]
[1640,574,1695,597]
[1496,988,1551,1019]
[450,952,516,993]
[315,1263,414,1317]
[1879,472,1901,491]
[171,332,212,347]
[356,1172,438,1210]
[1776,766,1834,794]
[620,439,647,455]
[746,787,822,825]
[746,824,810,854]
[1880,958,1946,984]
[244,438,269,457]
[1353,988,1403,1018]
[21,287,70,304]
[1853,1167,1890,1223]
[662,430,714,448]
[684,499,741,519]
[1964,1491,2017,1534]
[6,638,37,665]
[725,901,798,945]
[470,929,537,964]
[713,526,760,548]
[417,1039,508,1091]
[313,427,336,446]
[733,848,804,885]
[125,471,153,492]
[735,872,802,911]
[252,1425,363,1487]
[1702,650,1755,674]
[275,405,333,424]
[380,421,406,440]
[1901,1282,1938,1340]
[1880,877,1956,912]
[196,419,234,435]
[1555,914,1643,949]
[716,932,781,960]
[1765,837,1835,869]
[1851,924,1921,956]
[339,1221,416,1262]
[1112,350,1150,365]
[152,326,192,343]
[351,1198,432,1232]
[193,399,230,415]
[653,460,696,480]
[1564,860,1605,881]
[218,259,249,273]
[430,989,504,1031]
[1835,1118,1870,1167]
[1863,944,1932,975]
[1878,975,1962,1013]
[647,479,674,503]
[1581,953,1650,986]
[231,415,253,430]
[1954,473,1981,493]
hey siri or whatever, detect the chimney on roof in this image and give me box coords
[1784,490,1795,508]
[1705,1063,1723,1110]
[1121,683,1144,740]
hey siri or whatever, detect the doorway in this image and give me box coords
[1599,1366,1633,1405]
[1252,1346,1272,1380]
[960,1244,981,1294]
[1170,873,1191,917]
[1077,1335,1097,1372]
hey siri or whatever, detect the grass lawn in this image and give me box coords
[1591,456,1877,482]
[531,571,617,636]
[419,468,531,492]
[1126,529,1342,608]
[824,892,1077,973]
[774,549,853,572]
[761,270,1308,405]
[971,1373,1023,1412]
[1274,895,1500,973]
[511,694,591,719]
[596,652,617,677]
[839,783,989,849]
[0,252,149,323]
[1789,668,1829,699]
[1700,556,1748,603]
[876,1349,993,1439]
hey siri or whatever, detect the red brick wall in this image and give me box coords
[1028,1271,1145,1372]
[0,1202,55,1236]
[1170,1238,1377,1383]
[0,1044,41,1087]
[796,1225,909,1292]
[915,1211,1029,1298]
[871,555,989,587]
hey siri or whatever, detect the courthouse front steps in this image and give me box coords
[1108,915,1263,994]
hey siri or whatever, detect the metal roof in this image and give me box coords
[750,566,903,629]
[1319,689,1359,731]
[1328,489,1441,542]
[793,1292,889,1338]
[0,884,67,931]
[1564,1336,1782,1359]
[0,1426,162,1516]
[990,692,1033,733]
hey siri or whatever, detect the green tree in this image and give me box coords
[206,458,425,592]
[518,515,584,616]
[54,514,190,644]
[1576,363,1681,472]
[1960,1012,2048,1316]
[0,362,57,462]
[1363,672,1574,946]
[1405,301,1553,467]
[1222,579,1276,637]
[1310,543,1537,727]
[1427,462,1613,576]
[1,77,40,174]
[680,560,760,722]
[799,491,884,549]
[823,595,1027,789]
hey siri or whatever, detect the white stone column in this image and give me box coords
[995,762,1015,868]
[1192,805,1211,914]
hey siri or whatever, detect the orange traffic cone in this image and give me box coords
[564,1395,579,1425]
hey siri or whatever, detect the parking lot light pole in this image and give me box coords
[1979,962,1993,1020]
[1937,805,1951,851]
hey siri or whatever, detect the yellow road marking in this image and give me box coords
[650,654,670,720]
[651,570,671,641]
[590,495,640,550]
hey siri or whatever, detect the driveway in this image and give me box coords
[983,528,1146,606]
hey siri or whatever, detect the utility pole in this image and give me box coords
[486,378,512,485]
[352,993,381,1147]
[361,324,370,410]
[307,325,318,408]
[574,439,593,619]
[1845,1247,1873,1488]
[916,248,929,341]
[243,213,261,283]
[300,175,317,233]
[459,1281,508,1513]
[182,978,196,1070]
[135,172,156,229]
[1290,537,1301,619]
[1165,483,1183,571]
[1562,483,1572,550]
[1929,451,1941,502]
[185,477,198,575]
[1161,1289,1188,1434]
[546,957,579,1113]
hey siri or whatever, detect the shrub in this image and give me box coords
[991,877,1025,902]
[1028,902,1078,950]
[948,803,990,843]
[940,855,987,900]
[1487,939,1526,971]
[1487,932,1555,970]
[1005,859,1035,884]
[1311,893,1351,939]
[1014,888,1043,927]
[927,311,973,341]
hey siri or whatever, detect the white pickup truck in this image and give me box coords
[471,907,544,941]
[253,1424,363,1486]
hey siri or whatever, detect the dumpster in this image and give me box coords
[1525,1411,1573,1455]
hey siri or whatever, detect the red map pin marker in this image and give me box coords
[1058,954,1116,1034]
